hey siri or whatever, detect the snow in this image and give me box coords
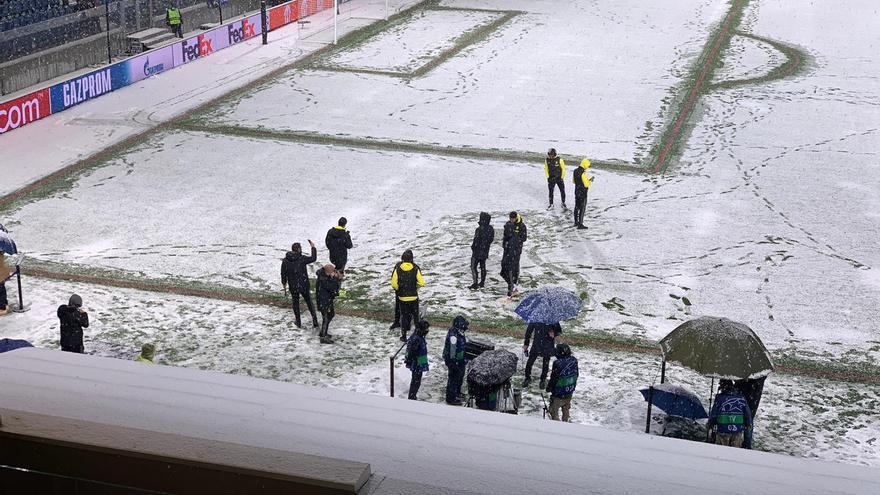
[2,278,878,467]
[1,0,879,474]
[3,346,879,495]
[206,0,730,161]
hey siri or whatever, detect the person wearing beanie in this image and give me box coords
[405,319,430,400]
[544,148,567,209]
[58,294,89,353]
[315,263,344,344]
[573,158,594,229]
[281,240,319,329]
[136,343,157,364]
[501,211,527,298]
[390,249,425,342]
[325,217,354,273]
[443,315,469,405]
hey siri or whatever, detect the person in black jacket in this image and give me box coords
[281,240,319,329]
[325,217,354,273]
[315,264,344,344]
[469,212,494,290]
[501,211,527,297]
[544,148,567,209]
[58,294,89,353]
[522,321,561,388]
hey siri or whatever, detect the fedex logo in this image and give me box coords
[228,18,257,45]
[180,34,214,63]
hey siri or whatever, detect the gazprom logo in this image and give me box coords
[143,57,165,77]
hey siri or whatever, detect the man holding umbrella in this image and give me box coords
[514,285,583,388]
[443,315,469,405]
[522,321,561,388]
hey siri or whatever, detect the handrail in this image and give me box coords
[388,341,406,397]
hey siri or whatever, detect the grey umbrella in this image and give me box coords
[659,316,774,379]
[467,349,518,388]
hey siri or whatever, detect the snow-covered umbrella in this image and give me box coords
[659,316,774,380]
[467,349,518,388]
[514,286,583,324]
[640,383,708,420]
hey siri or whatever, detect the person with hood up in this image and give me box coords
[325,217,354,273]
[405,319,430,400]
[136,343,156,364]
[573,158,594,229]
[544,148,567,209]
[315,264,344,344]
[281,240,319,329]
[58,294,89,353]
[708,379,753,448]
[469,212,495,290]
[522,321,561,388]
[443,315,469,405]
[546,343,579,421]
[390,249,425,342]
[501,211,527,298]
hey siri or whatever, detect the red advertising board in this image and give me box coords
[268,0,334,31]
[0,88,51,135]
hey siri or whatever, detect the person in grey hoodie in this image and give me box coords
[469,212,494,290]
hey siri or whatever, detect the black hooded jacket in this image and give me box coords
[58,304,89,350]
[325,227,353,267]
[502,216,528,256]
[315,267,341,311]
[471,212,495,261]
[281,247,317,291]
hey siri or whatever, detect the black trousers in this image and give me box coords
[0,281,7,309]
[574,190,588,226]
[393,296,400,326]
[470,256,486,286]
[319,305,335,337]
[171,24,182,38]
[408,369,423,400]
[291,287,318,327]
[399,299,419,339]
[446,362,465,402]
[61,343,84,354]
[548,177,566,205]
[525,351,551,382]
[501,254,520,295]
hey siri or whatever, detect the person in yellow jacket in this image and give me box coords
[135,343,156,364]
[390,249,425,342]
[166,4,182,38]
[544,148,567,209]
[573,158,594,229]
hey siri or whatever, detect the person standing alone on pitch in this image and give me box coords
[523,321,561,388]
[545,148,567,209]
[443,315,469,405]
[390,249,425,342]
[501,211,527,298]
[166,3,183,38]
[546,343,579,422]
[325,217,353,274]
[281,240,319,329]
[315,264,344,344]
[573,158,594,229]
[58,294,89,353]
[469,212,494,290]
[405,319,430,400]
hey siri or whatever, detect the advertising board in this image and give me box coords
[173,14,263,66]
[0,88,51,135]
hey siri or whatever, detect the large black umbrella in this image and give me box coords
[467,349,518,388]
[660,316,774,379]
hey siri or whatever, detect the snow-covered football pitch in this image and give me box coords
[2,0,879,466]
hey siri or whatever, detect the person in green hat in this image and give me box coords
[166,3,183,38]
